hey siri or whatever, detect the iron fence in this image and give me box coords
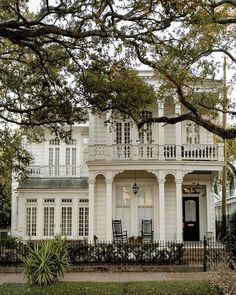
[0,237,230,270]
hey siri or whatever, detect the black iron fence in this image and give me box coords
[0,237,230,271]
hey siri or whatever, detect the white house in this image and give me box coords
[11,71,225,242]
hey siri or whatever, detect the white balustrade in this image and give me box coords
[182,144,218,160]
[112,144,132,159]
[29,144,220,178]
[139,144,159,159]
[28,165,88,178]
[164,145,176,159]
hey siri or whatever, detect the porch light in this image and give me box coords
[195,184,202,194]
[132,182,139,194]
[132,171,139,194]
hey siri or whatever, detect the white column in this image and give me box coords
[54,197,61,236]
[158,102,164,160]
[158,177,166,240]
[11,175,18,236]
[37,197,44,239]
[175,102,182,160]
[72,197,78,239]
[207,183,213,233]
[18,195,24,239]
[176,177,183,241]
[106,178,113,241]
[88,179,95,242]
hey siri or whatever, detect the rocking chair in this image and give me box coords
[141,219,154,242]
[112,219,127,242]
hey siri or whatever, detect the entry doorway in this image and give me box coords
[183,197,200,241]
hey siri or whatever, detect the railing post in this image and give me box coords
[203,235,207,272]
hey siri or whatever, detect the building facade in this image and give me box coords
[11,71,224,241]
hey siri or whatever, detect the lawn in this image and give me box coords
[0,281,220,295]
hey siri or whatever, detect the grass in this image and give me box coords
[0,281,220,295]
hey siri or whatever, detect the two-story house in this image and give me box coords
[11,71,224,242]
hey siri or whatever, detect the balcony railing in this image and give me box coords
[90,143,224,162]
[28,165,88,178]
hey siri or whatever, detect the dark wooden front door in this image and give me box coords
[183,197,199,241]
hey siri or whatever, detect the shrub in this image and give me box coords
[23,237,68,286]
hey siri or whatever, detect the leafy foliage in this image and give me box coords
[23,237,68,286]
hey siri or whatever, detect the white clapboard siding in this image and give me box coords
[94,116,106,144]
[164,125,175,144]
[30,142,45,165]
[94,176,106,240]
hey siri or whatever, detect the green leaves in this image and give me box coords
[23,237,69,286]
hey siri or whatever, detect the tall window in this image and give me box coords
[26,199,37,237]
[116,186,131,234]
[115,122,131,158]
[139,111,153,144]
[49,138,60,176]
[43,199,55,237]
[65,147,76,176]
[186,123,200,144]
[61,199,72,236]
[138,186,153,232]
[79,199,89,237]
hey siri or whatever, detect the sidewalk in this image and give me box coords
[0,272,207,284]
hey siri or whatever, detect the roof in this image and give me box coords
[19,178,88,190]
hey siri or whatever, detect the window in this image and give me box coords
[49,147,60,176]
[65,147,76,176]
[139,111,153,144]
[78,198,89,237]
[138,186,153,232]
[116,186,131,234]
[26,207,37,237]
[49,138,60,145]
[115,122,131,158]
[61,207,72,236]
[186,123,200,144]
[43,199,55,237]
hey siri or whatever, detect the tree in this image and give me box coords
[0,0,235,139]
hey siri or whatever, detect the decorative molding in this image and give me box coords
[112,170,125,178]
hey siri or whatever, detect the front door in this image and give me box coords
[183,197,199,241]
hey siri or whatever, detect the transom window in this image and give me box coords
[49,138,60,145]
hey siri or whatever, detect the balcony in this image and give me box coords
[89,143,224,162]
[28,165,88,178]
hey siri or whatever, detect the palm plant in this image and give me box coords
[23,236,68,286]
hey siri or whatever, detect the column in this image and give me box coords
[158,177,166,240]
[17,195,24,239]
[176,176,183,241]
[175,102,182,160]
[72,197,79,239]
[54,197,61,236]
[207,183,213,233]
[106,178,113,241]
[158,101,164,160]
[37,197,44,239]
[11,175,18,237]
[88,179,95,242]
